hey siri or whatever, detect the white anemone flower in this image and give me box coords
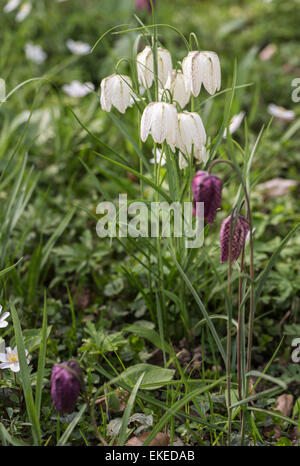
[0,305,10,328]
[15,1,31,22]
[137,46,172,89]
[25,42,47,64]
[140,102,178,150]
[182,51,221,96]
[0,346,29,373]
[100,74,135,114]
[62,80,94,97]
[3,0,20,13]
[176,111,207,166]
[162,70,191,109]
[223,111,245,137]
[267,104,295,121]
[66,39,91,56]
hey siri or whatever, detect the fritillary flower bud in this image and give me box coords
[192,171,222,225]
[135,0,156,12]
[51,360,82,415]
[220,214,249,263]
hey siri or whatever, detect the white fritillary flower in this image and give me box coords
[176,111,207,166]
[140,102,178,150]
[267,104,295,121]
[137,45,172,89]
[0,346,29,373]
[0,305,10,328]
[100,74,135,113]
[66,39,91,56]
[223,111,245,137]
[162,70,191,109]
[182,51,221,96]
[15,1,31,22]
[25,42,47,64]
[62,80,95,98]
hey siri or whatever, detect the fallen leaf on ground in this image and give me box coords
[274,394,294,417]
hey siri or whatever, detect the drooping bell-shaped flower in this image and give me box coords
[137,46,172,89]
[163,70,191,109]
[192,171,222,225]
[51,360,82,415]
[182,51,221,97]
[176,111,207,166]
[220,214,249,263]
[100,74,134,114]
[140,102,177,150]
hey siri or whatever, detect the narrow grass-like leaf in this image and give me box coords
[35,291,49,420]
[117,372,145,445]
[57,404,87,446]
[10,304,41,446]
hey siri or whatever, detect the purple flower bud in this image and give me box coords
[135,0,156,12]
[51,360,82,415]
[192,171,222,225]
[220,214,249,263]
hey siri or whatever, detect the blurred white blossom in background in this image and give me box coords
[25,42,47,64]
[66,39,91,56]
[62,80,95,97]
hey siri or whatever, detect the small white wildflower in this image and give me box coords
[66,39,91,56]
[150,148,166,166]
[267,104,295,121]
[223,111,245,137]
[15,1,32,22]
[0,305,10,328]
[62,80,94,98]
[3,0,20,13]
[25,42,47,64]
[0,346,29,373]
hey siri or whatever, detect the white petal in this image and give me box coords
[0,353,8,363]
[157,48,173,87]
[100,77,112,112]
[199,52,221,95]
[182,52,202,97]
[140,103,153,142]
[0,322,8,328]
[137,46,154,88]
[11,363,20,373]
[0,362,12,370]
[150,103,165,144]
